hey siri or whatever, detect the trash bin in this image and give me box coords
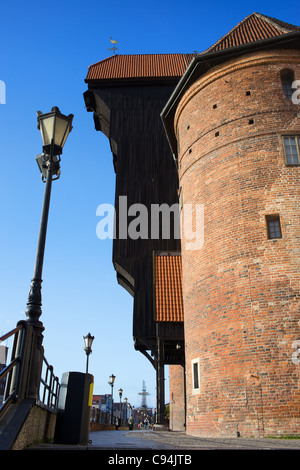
[54,371,94,445]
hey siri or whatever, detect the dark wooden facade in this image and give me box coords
[84,71,186,423]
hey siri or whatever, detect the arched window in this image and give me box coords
[280,69,295,100]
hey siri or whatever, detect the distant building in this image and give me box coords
[91,394,113,423]
[91,394,111,413]
[100,394,112,414]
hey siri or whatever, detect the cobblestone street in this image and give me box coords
[124,430,300,450]
[27,429,300,451]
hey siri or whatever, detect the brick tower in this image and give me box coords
[162,13,300,437]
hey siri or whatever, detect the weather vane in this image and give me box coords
[108,37,118,54]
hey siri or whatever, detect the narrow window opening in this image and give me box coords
[192,358,201,393]
[249,119,254,125]
[280,68,295,100]
[213,104,217,109]
[266,215,282,239]
[246,90,251,96]
[215,131,219,137]
[193,363,199,389]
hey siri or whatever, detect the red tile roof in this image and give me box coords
[85,14,299,83]
[154,253,183,322]
[85,53,194,81]
[206,12,300,52]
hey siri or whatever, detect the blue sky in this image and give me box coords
[0,0,299,409]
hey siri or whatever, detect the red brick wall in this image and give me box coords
[169,365,185,431]
[176,49,300,437]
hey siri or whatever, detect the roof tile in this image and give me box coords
[86,14,299,83]
[85,53,194,81]
[154,253,183,322]
[206,12,300,53]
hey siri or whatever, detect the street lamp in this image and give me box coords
[25,106,73,399]
[83,333,94,373]
[37,106,73,157]
[124,397,128,423]
[108,374,116,424]
[26,107,73,326]
[119,388,123,426]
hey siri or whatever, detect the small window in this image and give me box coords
[266,215,282,239]
[280,69,295,100]
[283,136,300,165]
[191,358,200,393]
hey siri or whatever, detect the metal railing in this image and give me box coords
[0,323,26,418]
[90,407,133,427]
[39,356,60,410]
[0,321,60,417]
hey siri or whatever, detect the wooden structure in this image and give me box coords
[84,54,193,424]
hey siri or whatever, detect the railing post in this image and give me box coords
[14,320,44,402]
[14,321,34,401]
[48,365,54,408]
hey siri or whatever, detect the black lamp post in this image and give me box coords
[119,388,123,426]
[124,397,128,423]
[25,106,73,398]
[108,374,116,424]
[83,333,94,373]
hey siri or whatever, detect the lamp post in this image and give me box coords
[108,374,116,424]
[124,397,128,423]
[25,106,73,399]
[119,388,123,426]
[83,333,94,373]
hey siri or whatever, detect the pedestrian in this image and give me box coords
[128,416,134,430]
